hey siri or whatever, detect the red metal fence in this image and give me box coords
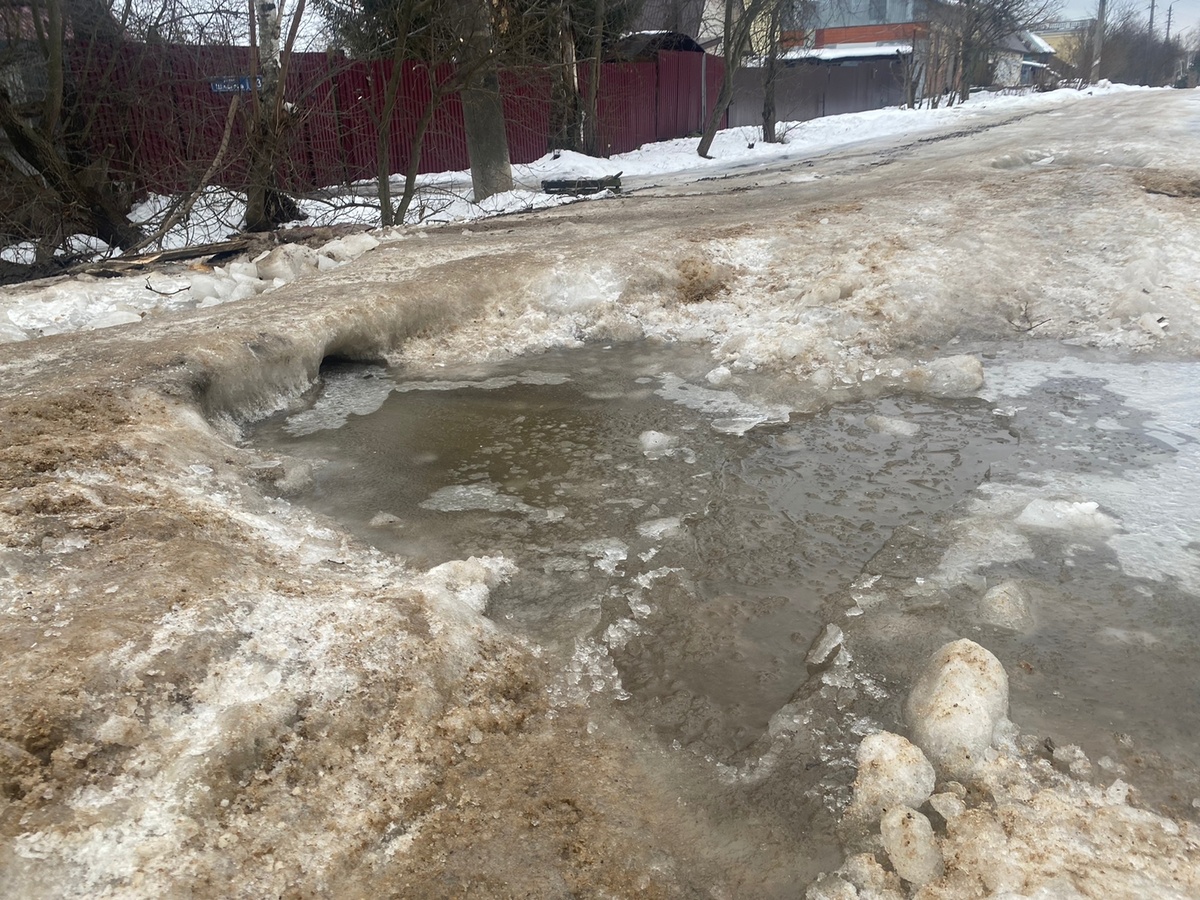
[66,42,726,195]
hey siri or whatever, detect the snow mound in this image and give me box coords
[816,640,1200,899]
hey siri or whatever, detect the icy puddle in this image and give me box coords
[250,341,1200,883]
[253,342,1014,759]
[968,351,1200,815]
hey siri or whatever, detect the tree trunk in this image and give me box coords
[697,71,734,158]
[42,0,64,136]
[245,0,302,232]
[461,65,513,201]
[551,7,582,151]
[1092,0,1107,83]
[761,5,780,143]
[697,0,755,158]
[582,0,605,156]
[956,40,969,104]
[459,1,512,202]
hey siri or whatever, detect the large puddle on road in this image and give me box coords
[250,340,1200,881]
[253,343,1013,755]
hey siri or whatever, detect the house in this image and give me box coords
[991,30,1055,87]
[1029,19,1093,79]
[806,0,934,54]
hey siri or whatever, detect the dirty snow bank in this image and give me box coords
[0,391,544,897]
[808,640,1200,900]
[0,82,1148,345]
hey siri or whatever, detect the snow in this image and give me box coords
[776,43,913,62]
[0,82,1147,346]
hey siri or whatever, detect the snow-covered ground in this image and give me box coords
[0,82,1146,344]
[3,85,1200,898]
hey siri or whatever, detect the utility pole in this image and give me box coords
[1149,0,1156,36]
[1165,2,1174,41]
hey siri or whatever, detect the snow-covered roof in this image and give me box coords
[1001,30,1056,56]
[778,43,913,62]
[1021,31,1055,55]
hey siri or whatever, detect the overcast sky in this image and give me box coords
[1058,0,1200,41]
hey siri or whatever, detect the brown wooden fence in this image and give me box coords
[64,42,726,195]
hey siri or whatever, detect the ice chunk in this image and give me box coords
[639,430,676,458]
[919,355,985,399]
[978,580,1035,632]
[1051,743,1093,779]
[580,538,628,575]
[928,791,966,822]
[705,365,732,386]
[838,853,904,897]
[85,309,143,330]
[805,623,845,673]
[320,232,380,262]
[421,555,515,615]
[655,374,790,432]
[226,260,260,280]
[1015,499,1118,536]
[189,270,260,307]
[636,517,681,539]
[1136,311,1168,335]
[847,731,935,821]
[187,272,224,302]
[864,414,921,437]
[603,617,641,651]
[904,639,1010,781]
[369,511,402,528]
[256,243,319,283]
[880,806,943,886]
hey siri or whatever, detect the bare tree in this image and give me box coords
[0,0,144,256]
[936,0,1060,103]
[318,0,561,215]
[1056,0,1184,85]
[697,0,783,157]
[245,0,308,231]
[758,0,816,142]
